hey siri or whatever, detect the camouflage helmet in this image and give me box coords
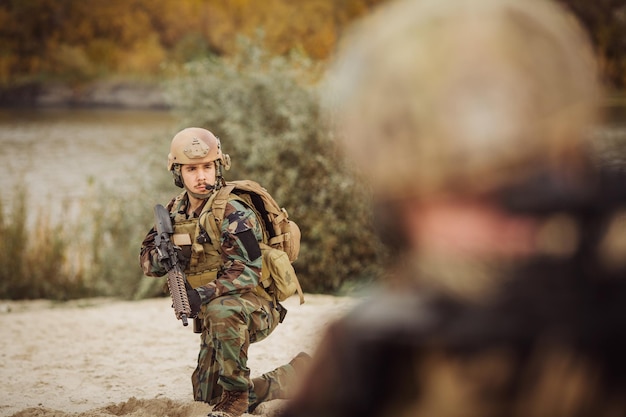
[167,127,231,188]
[325,0,601,200]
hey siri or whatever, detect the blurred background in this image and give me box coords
[0,0,624,301]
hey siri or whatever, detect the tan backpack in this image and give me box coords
[207,180,304,304]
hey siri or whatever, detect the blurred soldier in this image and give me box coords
[282,0,626,416]
[140,127,310,417]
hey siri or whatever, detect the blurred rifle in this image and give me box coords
[497,164,626,265]
[153,204,192,326]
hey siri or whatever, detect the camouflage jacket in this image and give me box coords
[139,190,263,304]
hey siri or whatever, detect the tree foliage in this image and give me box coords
[0,0,386,86]
[3,0,622,88]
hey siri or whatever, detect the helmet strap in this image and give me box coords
[172,164,184,188]
[188,189,213,200]
[214,161,226,191]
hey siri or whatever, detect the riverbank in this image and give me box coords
[3,80,626,113]
[0,80,169,110]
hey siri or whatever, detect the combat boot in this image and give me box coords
[249,352,312,413]
[289,351,313,375]
[208,390,249,417]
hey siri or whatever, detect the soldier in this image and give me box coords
[282,0,626,416]
[140,127,310,417]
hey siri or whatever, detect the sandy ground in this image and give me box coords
[0,294,357,417]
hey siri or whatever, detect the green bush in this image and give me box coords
[165,40,388,293]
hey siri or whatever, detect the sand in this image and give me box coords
[0,294,356,417]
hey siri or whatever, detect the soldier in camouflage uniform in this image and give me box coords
[140,127,310,417]
[282,0,626,416]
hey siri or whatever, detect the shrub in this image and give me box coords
[165,40,388,293]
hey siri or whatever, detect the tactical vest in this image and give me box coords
[170,190,274,301]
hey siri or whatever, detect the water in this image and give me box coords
[0,108,178,217]
[1,105,625,221]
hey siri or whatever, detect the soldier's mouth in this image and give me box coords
[197,184,212,192]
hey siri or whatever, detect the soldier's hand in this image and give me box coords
[187,288,202,318]
[175,245,192,269]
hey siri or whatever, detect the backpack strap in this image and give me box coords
[209,184,236,224]
[197,184,235,253]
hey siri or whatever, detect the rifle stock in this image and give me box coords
[153,204,192,326]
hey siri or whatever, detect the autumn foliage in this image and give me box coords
[0,0,387,85]
[1,0,624,88]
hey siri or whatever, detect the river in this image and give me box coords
[1,105,625,224]
[0,108,178,220]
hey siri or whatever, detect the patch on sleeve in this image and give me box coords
[226,210,250,234]
[225,208,261,260]
[238,228,262,260]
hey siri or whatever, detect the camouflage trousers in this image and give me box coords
[191,291,295,407]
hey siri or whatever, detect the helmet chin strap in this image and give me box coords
[187,189,212,200]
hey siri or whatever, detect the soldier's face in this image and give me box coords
[407,198,540,259]
[181,161,216,194]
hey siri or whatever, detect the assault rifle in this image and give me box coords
[153,204,192,326]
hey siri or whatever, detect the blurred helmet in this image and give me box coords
[324,0,601,200]
[167,127,231,188]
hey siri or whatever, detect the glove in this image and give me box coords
[187,288,202,318]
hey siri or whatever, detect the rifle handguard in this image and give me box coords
[167,269,191,326]
[154,203,192,327]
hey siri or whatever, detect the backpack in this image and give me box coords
[208,180,304,304]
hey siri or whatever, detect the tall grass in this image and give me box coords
[0,148,172,301]
[0,188,88,299]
